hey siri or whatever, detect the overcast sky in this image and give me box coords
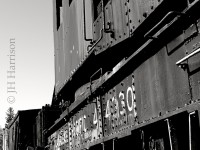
[0,0,54,128]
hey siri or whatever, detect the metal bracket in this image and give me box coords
[189,111,196,150]
[176,47,200,68]
[87,29,104,53]
[144,11,186,39]
[83,0,93,44]
[90,68,102,93]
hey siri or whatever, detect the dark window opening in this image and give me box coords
[93,0,103,21]
[56,0,62,30]
[103,0,109,6]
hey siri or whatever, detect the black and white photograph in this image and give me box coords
[1,0,200,150]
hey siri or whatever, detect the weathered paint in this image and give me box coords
[102,74,137,136]
[184,21,200,101]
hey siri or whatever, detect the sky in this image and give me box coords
[0,0,55,128]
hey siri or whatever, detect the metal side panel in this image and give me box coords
[62,0,70,36]
[111,0,129,45]
[127,0,141,35]
[137,0,163,23]
[58,25,65,90]
[64,31,71,82]
[83,0,93,57]
[135,34,191,123]
[55,48,61,94]
[103,2,113,50]
[93,13,104,53]
[134,57,162,122]
[102,74,138,136]
[159,37,191,111]
[102,89,113,136]
[184,21,200,101]
[69,1,80,75]
[115,80,128,131]
[68,98,103,148]
[76,0,93,60]
[76,0,85,61]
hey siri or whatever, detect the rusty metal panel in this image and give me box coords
[103,2,113,50]
[135,35,190,123]
[54,25,65,93]
[184,21,200,101]
[48,123,69,150]
[62,0,70,36]
[127,0,141,35]
[93,13,104,51]
[111,0,129,44]
[68,118,73,150]
[68,1,80,75]
[102,88,114,136]
[58,25,65,90]
[102,74,137,136]
[36,112,42,147]
[55,31,61,94]
[137,0,163,23]
[63,31,71,82]
[68,96,103,148]
[134,56,163,122]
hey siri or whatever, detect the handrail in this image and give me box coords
[176,47,200,66]
[87,29,104,53]
[90,68,102,84]
[144,11,185,39]
[83,0,93,43]
[102,0,114,36]
[90,68,102,94]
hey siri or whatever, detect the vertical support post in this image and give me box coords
[113,139,115,150]
[189,111,195,150]
[101,142,104,150]
[166,119,173,150]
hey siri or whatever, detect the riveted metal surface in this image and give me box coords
[115,80,128,130]
[93,13,104,52]
[134,56,162,122]
[62,0,70,36]
[58,25,65,91]
[111,0,129,45]
[126,0,141,35]
[102,74,137,136]
[68,118,73,149]
[135,35,191,123]
[76,0,93,60]
[102,88,114,136]
[69,1,80,74]
[103,2,113,50]
[48,121,69,150]
[68,96,103,149]
[184,20,200,101]
[63,30,71,83]
[55,27,63,94]
[137,0,163,23]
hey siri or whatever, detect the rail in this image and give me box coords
[90,68,102,93]
[87,29,104,53]
[176,47,200,66]
[144,11,185,39]
[83,0,93,44]
[102,0,114,36]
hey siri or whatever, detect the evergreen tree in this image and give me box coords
[5,107,15,128]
